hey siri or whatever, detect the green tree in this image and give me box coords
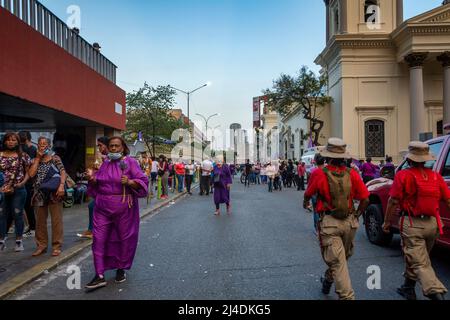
[264,66,332,146]
[125,83,188,157]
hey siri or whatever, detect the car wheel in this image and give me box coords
[364,204,393,247]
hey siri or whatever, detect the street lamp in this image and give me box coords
[169,83,211,125]
[196,113,220,160]
[169,83,211,160]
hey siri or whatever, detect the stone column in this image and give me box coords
[340,0,348,34]
[438,52,450,128]
[396,0,404,27]
[405,53,428,141]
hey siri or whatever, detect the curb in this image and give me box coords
[0,184,198,300]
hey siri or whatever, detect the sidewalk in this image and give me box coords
[0,184,198,299]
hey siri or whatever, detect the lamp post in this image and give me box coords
[169,83,211,160]
[196,113,220,161]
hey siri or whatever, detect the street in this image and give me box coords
[8,179,450,300]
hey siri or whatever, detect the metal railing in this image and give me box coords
[0,0,117,83]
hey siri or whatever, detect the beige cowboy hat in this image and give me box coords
[405,141,436,163]
[319,138,353,159]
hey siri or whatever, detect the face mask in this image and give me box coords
[108,152,123,161]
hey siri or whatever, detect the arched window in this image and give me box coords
[364,0,379,23]
[365,120,385,158]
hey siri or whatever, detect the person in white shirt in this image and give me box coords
[200,159,213,196]
[184,160,195,195]
[150,156,158,196]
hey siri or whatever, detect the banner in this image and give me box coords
[253,97,261,128]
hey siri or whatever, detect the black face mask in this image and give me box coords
[6,145,19,151]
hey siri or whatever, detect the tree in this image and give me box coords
[125,83,188,157]
[263,66,332,146]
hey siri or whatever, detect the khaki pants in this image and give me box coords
[319,214,359,300]
[401,215,447,296]
[35,203,63,251]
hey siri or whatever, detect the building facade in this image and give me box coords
[315,0,450,163]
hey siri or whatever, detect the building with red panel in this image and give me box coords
[0,0,126,176]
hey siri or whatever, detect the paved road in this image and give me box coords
[8,180,450,300]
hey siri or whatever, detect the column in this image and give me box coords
[340,0,348,34]
[437,52,450,128]
[405,53,428,141]
[396,0,404,27]
[325,0,330,42]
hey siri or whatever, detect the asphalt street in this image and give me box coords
[8,178,450,300]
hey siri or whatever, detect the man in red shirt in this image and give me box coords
[383,141,450,300]
[297,162,306,191]
[303,138,369,300]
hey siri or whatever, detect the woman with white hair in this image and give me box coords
[212,159,232,216]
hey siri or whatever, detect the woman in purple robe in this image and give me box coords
[85,137,148,291]
[213,160,233,216]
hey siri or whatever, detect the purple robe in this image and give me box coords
[213,164,232,205]
[88,156,148,276]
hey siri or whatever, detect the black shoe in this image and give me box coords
[321,277,333,295]
[397,278,417,300]
[115,269,126,283]
[85,275,107,291]
[426,293,445,300]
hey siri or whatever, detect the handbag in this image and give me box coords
[39,164,61,192]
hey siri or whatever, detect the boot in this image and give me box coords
[426,293,445,300]
[321,276,333,295]
[397,278,417,300]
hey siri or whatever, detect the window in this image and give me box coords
[442,147,450,178]
[300,130,304,146]
[437,120,443,136]
[364,0,378,23]
[365,120,385,158]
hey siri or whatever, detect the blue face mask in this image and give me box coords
[107,152,123,161]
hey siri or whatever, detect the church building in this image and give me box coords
[315,0,450,162]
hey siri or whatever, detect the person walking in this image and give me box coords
[244,159,252,188]
[175,159,186,193]
[19,131,37,238]
[150,156,158,196]
[0,133,32,252]
[303,138,369,300]
[266,161,277,193]
[361,158,378,184]
[185,160,195,195]
[158,156,169,200]
[84,137,148,291]
[254,161,261,185]
[297,162,306,191]
[78,137,109,239]
[308,153,326,234]
[383,142,450,300]
[28,137,66,257]
[213,159,232,216]
[200,158,213,196]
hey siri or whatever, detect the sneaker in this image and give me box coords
[8,227,14,235]
[15,241,24,252]
[0,241,6,252]
[85,275,107,291]
[77,231,93,239]
[23,230,35,238]
[115,269,126,283]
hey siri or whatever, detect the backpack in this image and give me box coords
[322,167,354,219]
[408,169,441,218]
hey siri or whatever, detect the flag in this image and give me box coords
[307,135,315,148]
[138,131,143,142]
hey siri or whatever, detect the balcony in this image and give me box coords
[0,0,117,83]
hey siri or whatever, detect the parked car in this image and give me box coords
[364,136,450,248]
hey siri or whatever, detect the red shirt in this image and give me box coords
[305,165,369,213]
[175,163,186,175]
[298,164,306,176]
[389,167,450,213]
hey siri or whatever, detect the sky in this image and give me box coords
[40,0,444,134]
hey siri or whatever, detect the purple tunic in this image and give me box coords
[88,156,148,276]
[213,164,232,205]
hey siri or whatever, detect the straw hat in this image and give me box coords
[406,141,436,163]
[319,138,353,159]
